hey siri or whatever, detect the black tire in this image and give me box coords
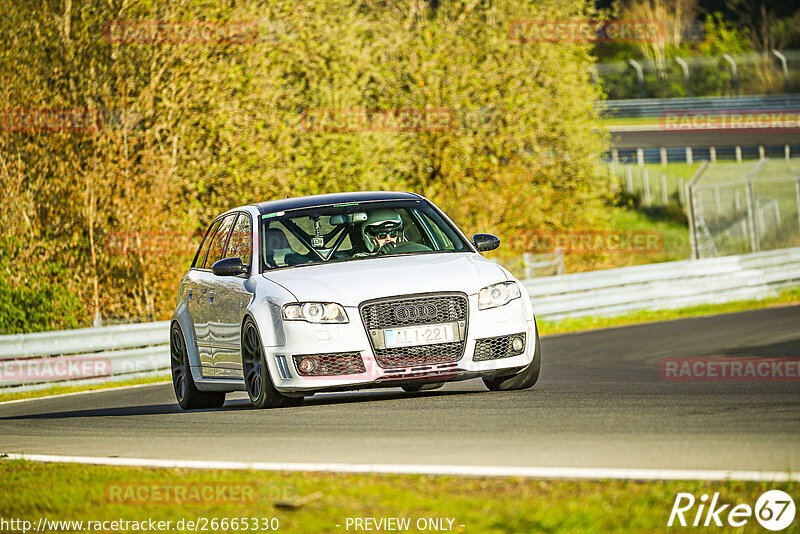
[482,323,541,392]
[241,318,303,409]
[170,324,226,410]
[402,383,444,393]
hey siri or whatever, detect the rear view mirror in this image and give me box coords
[212,257,246,276]
[329,212,368,225]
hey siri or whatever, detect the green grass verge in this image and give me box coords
[538,286,800,335]
[0,375,169,404]
[0,460,795,533]
[600,117,663,127]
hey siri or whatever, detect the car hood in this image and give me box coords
[262,252,508,306]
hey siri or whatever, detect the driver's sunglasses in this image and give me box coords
[375,230,399,240]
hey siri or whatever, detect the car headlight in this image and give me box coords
[478,282,521,310]
[282,302,349,323]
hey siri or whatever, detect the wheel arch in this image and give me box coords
[170,304,203,384]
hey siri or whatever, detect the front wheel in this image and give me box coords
[482,323,541,392]
[170,324,226,410]
[241,318,303,409]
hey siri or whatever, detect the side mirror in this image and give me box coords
[212,257,246,276]
[472,233,500,252]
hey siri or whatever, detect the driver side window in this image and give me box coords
[202,214,236,269]
[225,213,252,267]
[193,219,221,269]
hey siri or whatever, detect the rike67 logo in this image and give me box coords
[668,490,795,530]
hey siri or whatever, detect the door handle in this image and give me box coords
[209,291,215,304]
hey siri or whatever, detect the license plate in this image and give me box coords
[384,323,455,349]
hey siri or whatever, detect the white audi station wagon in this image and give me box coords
[170,191,540,409]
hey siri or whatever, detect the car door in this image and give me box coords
[187,218,222,376]
[195,213,237,377]
[211,212,254,378]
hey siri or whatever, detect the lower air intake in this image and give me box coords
[292,352,366,376]
[473,333,526,361]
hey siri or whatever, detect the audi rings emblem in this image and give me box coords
[394,303,437,321]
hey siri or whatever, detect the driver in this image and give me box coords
[361,210,405,255]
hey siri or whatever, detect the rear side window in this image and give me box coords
[193,219,221,268]
[225,213,252,266]
[202,214,237,269]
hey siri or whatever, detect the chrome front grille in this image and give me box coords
[360,293,469,369]
[360,294,468,329]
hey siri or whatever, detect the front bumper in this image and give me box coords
[261,294,537,393]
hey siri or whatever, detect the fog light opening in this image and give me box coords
[299,357,318,374]
[511,336,524,353]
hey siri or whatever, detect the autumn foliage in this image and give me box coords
[0,0,608,332]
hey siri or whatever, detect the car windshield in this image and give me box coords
[259,199,471,271]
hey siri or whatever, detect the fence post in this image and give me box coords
[660,147,667,166]
[675,57,692,96]
[589,66,600,86]
[643,168,651,206]
[625,165,633,193]
[772,50,791,94]
[661,173,669,205]
[628,59,646,99]
[759,146,765,160]
[795,176,800,236]
[745,181,759,252]
[722,53,739,96]
[686,161,710,259]
[685,147,693,165]
[735,146,742,163]
[787,145,791,162]
[709,146,716,163]
[636,148,644,166]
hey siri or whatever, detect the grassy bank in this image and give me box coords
[0,375,169,404]
[0,460,795,533]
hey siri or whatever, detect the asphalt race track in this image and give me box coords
[609,127,798,149]
[1,306,798,472]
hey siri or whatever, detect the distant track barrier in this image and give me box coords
[525,247,800,319]
[2,247,799,392]
[0,321,170,393]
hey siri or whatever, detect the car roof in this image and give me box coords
[250,191,424,215]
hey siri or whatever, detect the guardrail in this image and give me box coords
[525,247,800,319]
[599,94,800,118]
[0,321,170,393]
[1,247,799,392]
